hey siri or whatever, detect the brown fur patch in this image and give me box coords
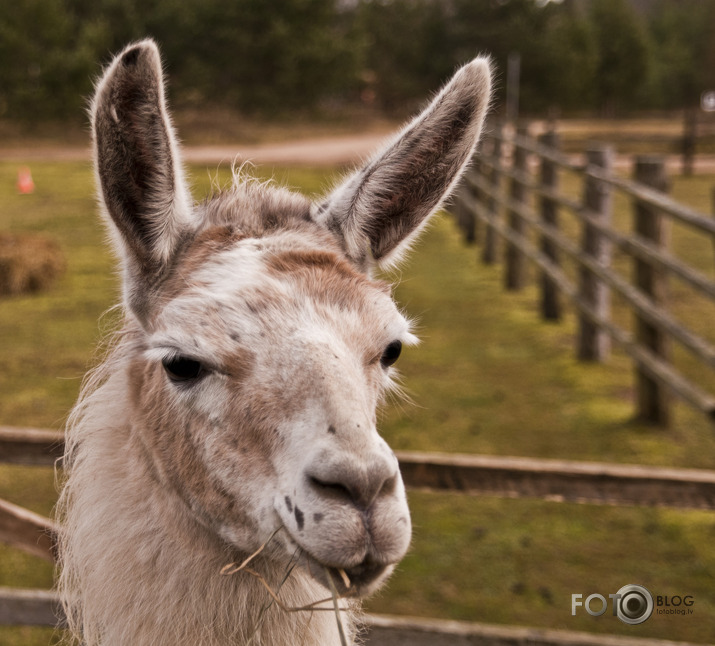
[267,249,352,277]
[161,226,247,301]
[129,359,258,533]
[266,249,390,311]
[225,346,256,381]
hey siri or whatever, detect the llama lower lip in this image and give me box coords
[298,549,388,597]
[332,559,387,595]
[279,526,387,596]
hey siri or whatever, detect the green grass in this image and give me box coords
[366,494,715,641]
[1,160,714,643]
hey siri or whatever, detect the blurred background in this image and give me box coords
[2,0,715,645]
[2,0,715,129]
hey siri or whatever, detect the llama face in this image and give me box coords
[133,223,415,595]
[91,40,490,599]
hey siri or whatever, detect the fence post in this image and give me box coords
[483,125,502,265]
[578,146,614,361]
[505,125,528,290]
[538,129,561,320]
[682,108,696,177]
[633,156,671,426]
[468,156,480,244]
[711,186,715,270]
[454,181,476,244]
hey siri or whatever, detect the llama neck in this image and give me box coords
[59,371,356,645]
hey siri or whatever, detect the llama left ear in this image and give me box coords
[92,39,195,321]
[318,57,491,269]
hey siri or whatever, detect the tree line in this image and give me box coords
[1,0,714,123]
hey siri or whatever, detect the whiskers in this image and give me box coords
[381,371,418,418]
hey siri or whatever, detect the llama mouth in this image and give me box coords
[297,549,390,598]
[278,526,389,597]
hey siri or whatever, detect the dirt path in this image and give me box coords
[0,132,390,166]
[2,133,715,172]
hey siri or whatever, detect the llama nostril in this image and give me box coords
[379,475,397,498]
[306,457,397,511]
[308,475,354,503]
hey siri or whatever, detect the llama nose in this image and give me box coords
[306,453,398,511]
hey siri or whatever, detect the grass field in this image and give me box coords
[1,159,714,644]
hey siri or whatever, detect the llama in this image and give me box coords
[57,39,491,645]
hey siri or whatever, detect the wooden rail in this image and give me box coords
[0,589,705,646]
[0,498,57,562]
[3,427,715,511]
[455,123,715,425]
[362,613,702,646]
[0,587,63,627]
[0,426,64,466]
[397,451,715,510]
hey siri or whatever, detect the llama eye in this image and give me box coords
[380,341,402,369]
[162,356,205,383]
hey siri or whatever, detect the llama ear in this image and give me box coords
[318,58,491,269]
[91,39,194,317]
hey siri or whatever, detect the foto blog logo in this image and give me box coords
[572,584,654,625]
[572,584,695,625]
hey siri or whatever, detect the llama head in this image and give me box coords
[91,39,490,598]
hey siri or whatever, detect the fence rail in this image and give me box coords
[0,588,63,628]
[453,123,715,426]
[398,450,715,510]
[3,426,715,512]
[0,588,705,646]
[0,498,57,562]
[0,426,64,466]
[4,426,715,576]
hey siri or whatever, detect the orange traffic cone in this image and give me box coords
[17,166,35,194]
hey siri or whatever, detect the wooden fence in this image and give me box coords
[1,425,715,644]
[452,122,715,427]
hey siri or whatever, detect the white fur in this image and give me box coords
[58,342,357,645]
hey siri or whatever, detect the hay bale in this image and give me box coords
[0,233,66,296]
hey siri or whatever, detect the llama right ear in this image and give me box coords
[92,40,194,319]
[317,58,491,270]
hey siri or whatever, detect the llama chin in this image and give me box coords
[57,38,491,645]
